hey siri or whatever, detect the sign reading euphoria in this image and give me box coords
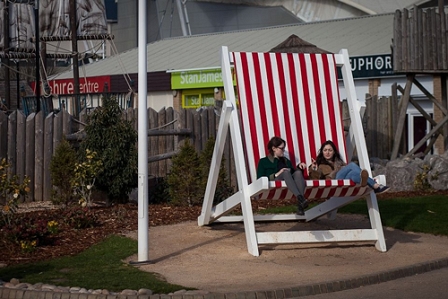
[348,54,394,79]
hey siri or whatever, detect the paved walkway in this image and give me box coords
[2,214,448,298]
[124,214,448,296]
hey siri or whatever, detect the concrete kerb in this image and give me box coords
[2,257,448,299]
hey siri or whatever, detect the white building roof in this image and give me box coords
[194,0,424,19]
[339,0,429,14]
[52,13,395,80]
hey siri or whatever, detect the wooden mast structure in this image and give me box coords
[1,0,112,116]
[391,1,448,158]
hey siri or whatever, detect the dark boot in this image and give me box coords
[298,195,309,209]
[297,204,305,216]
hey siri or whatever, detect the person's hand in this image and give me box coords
[310,158,317,170]
[275,168,289,178]
[297,162,306,170]
[280,168,290,173]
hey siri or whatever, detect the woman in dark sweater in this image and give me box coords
[257,136,308,215]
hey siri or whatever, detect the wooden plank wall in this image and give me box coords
[394,7,448,72]
[1,99,400,204]
[364,95,401,159]
[0,107,236,203]
[0,110,70,204]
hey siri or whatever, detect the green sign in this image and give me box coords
[184,94,201,107]
[172,68,224,89]
[183,92,216,108]
[202,94,215,106]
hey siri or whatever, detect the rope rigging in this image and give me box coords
[156,0,171,40]
[109,38,134,93]
[3,0,135,110]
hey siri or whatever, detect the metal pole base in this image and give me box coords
[129,260,153,265]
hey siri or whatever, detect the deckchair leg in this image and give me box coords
[366,193,387,252]
[326,210,338,220]
[240,194,260,256]
[306,196,359,221]
[198,102,233,226]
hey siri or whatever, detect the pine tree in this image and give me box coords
[199,137,234,204]
[167,139,202,206]
[50,138,77,206]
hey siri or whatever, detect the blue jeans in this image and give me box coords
[335,162,375,187]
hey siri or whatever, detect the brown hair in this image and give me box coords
[267,136,285,156]
[316,140,342,165]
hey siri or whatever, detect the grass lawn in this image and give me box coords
[1,194,447,292]
[339,194,448,236]
[0,235,187,293]
[258,195,448,236]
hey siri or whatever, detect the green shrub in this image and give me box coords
[199,137,234,204]
[414,164,437,191]
[0,158,30,226]
[49,138,77,206]
[2,215,55,252]
[80,95,138,203]
[167,139,202,206]
[72,149,103,207]
[149,176,170,204]
[60,206,99,229]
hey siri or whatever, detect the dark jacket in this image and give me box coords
[257,154,294,181]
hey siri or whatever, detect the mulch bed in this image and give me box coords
[1,190,447,266]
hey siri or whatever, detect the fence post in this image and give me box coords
[148,107,158,177]
[7,111,17,174]
[158,108,167,177]
[44,113,54,202]
[34,111,45,201]
[16,112,26,202]
[0,112,7,159]
[378,96,390,158]
[25,113,36,202]
[166,107,175,173]
[62,110,72,137]
[53,112,63,154]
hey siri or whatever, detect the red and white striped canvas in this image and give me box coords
[232,51,370,200]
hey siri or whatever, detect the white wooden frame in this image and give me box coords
[198,46,387,257]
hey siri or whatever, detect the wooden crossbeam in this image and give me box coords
[391,74,414,159]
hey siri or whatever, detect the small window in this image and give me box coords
[182,89,215,109]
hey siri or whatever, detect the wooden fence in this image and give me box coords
[393,7,448,72]
[364,95,403,159]
[116,106,234,183]
[1,98,400,204]
[0,109,72,204]
[0,107,235,204]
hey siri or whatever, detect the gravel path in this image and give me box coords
[125,215,448,293]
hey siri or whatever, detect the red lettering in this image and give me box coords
[67,83,74,94]
[44,76,111,95]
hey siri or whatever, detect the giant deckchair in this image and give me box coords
[198,46,387,257]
